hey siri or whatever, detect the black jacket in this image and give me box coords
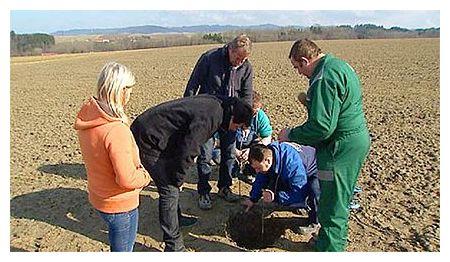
[183,45,253,105]
[130,95,233,187]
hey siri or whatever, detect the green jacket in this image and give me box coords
[288,54,367,146]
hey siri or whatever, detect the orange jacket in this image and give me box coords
[74,97,150,213]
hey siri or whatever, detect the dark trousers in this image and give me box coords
[306,174,321,225]
[139,154,185,252]
[266,174,320,225]
[157,183,185,252]
[197,129,236,195]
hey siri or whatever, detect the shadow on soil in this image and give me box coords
[10,246,29,252]
[36,162,218,185]
[38,163,87,180]
[29,162,311,251]
[10,186,159,252]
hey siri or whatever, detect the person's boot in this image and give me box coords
[198,193,212,210]
[297,223,321,235]
[179,215,198,228]
[218,187,240,202]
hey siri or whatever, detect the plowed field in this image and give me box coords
[10,38,439,252]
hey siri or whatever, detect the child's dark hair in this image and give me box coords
[232,98,253,127]
[249,144,270,162]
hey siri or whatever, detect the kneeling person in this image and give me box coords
[242,142,318,232]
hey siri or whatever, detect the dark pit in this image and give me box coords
[225,207,286,250]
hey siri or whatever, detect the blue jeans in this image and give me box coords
[197,129,236,195]
[98,208,138,252]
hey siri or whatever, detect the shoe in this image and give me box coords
[297,223,320,235]
[179,215,198,228]
[211,149,221,165]
[164,245,187,252]
[305,234,318,250]
[292,208,309,216]
[353,185,362,194]
[349,200,361,211]
[238,173,255,184]
[198,194,212,210]
[217,187,240,202]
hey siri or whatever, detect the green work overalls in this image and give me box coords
[289,54,371,251]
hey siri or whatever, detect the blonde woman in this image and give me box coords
[74,62,151,252]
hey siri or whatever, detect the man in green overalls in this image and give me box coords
[278,39,371,251]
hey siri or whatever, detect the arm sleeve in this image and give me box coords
[239,64,254,105]
[260,136,272,146]
[105,125,151,189]
[172,113,220,186]
[184,53,209,97]
[257,110,273,138]
[288,77,341,145]
[249,174,269,203]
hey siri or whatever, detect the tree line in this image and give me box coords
[10,24,440,56]
[10,31,55,56]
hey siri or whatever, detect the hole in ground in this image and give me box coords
[225,207,305,250]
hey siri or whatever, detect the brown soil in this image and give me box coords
[10,38,440,252]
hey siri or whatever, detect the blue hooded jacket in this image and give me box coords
[249,142,308,206]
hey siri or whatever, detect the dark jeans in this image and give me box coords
[197,129,236,195]
[307,174,321,225]
[266,175,320,225]
[97,208,138,252]
[157,183,186,252]
[211,150,247,178]
[139,154,186,252]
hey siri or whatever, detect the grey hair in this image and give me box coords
[229,34,252,54]
[96,62,135,122]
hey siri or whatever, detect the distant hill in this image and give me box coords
[52,24,285,36]
[13,24,438,56]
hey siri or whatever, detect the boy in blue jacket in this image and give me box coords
[242,142,320,234]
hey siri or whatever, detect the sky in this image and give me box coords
[10,10,440,34]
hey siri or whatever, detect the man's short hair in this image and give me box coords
[231,98,253,127]
[229,34,252,55]
[289,38,322,62]
[249,144,270,162]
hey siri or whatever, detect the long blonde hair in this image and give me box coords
[96,62,135,123]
